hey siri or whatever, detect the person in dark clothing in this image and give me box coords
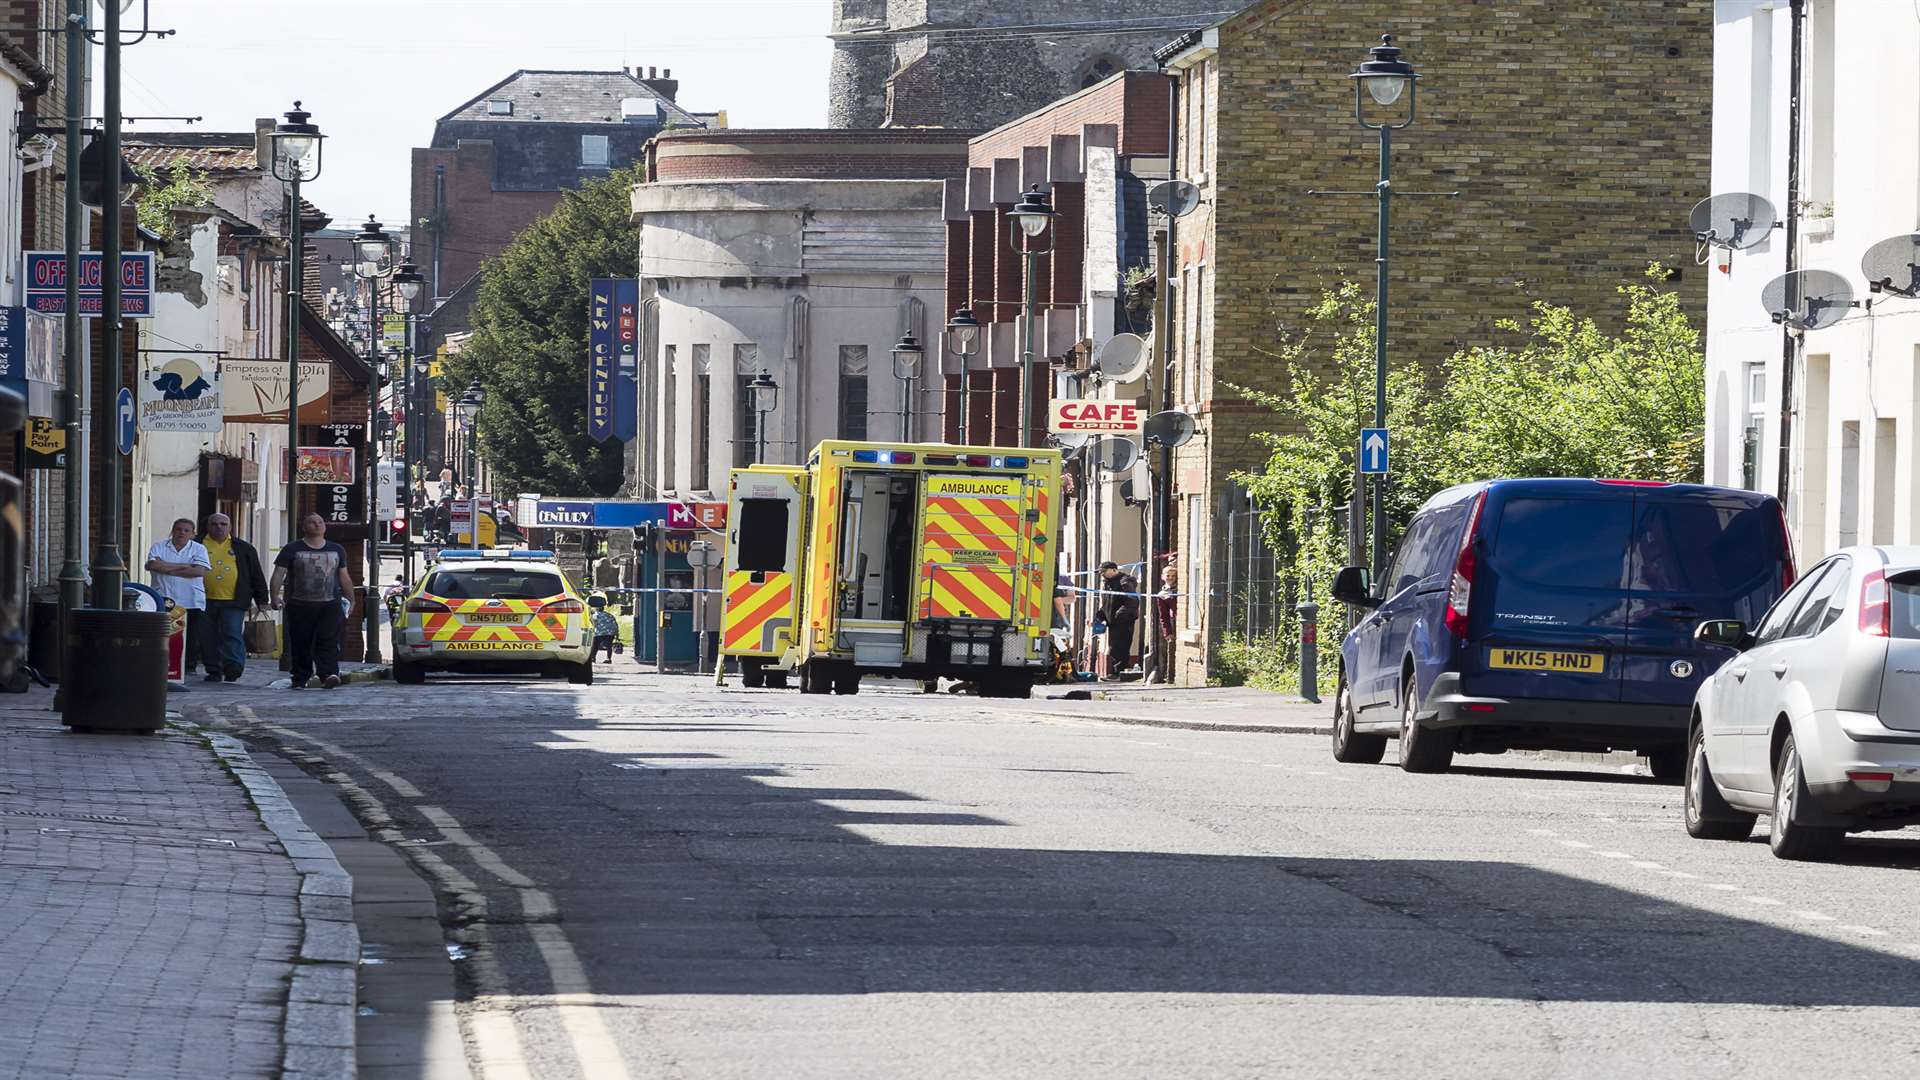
[270,513,356,689]
[1097,560,1140,679]
[194,513,271,682]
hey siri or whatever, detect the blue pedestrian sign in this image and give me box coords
[116,387,136,455]
[1359,428,1389,475]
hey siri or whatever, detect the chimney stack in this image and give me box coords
[639,65,679,103]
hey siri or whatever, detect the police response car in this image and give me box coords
[391,550,594,685]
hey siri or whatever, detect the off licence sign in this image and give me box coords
[1049,400,1141,434]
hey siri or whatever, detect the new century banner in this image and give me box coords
[587,278,639,443]
[588,279,615,442]
[614,278,638,441]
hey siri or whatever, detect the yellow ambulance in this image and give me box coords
[391,549,594,685]
[720,440,1062,698]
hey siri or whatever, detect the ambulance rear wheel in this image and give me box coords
[393,662,426,686]
[833,670,861,695]
[741,659,767,689]
[765,672,790,689]
[567,662,594,686]
[799,661,832,695]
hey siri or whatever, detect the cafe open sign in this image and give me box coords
[23,252,155,318]
[1049,399,1142,434]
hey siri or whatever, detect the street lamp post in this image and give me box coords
[1349,34,1419,581]
[1007,186,1056,449]
[455,381,484,547]
[890,332,923,442]
[391,262,423,587]
[746,370,778,464]
[943,307,980,444]
[350,216,394,663]
[269,103,324,557]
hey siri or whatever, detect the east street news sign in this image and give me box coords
[23,252,156,318]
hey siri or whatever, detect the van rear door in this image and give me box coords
[1467,487,1630,702]
[917,473,1021,622]
[1621,489,1789,709]
[721,469,807,659]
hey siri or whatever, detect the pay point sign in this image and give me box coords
[1049,400,1142,435]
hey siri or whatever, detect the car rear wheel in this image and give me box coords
[1769,734,1841,861]
[1683,723,1754,841]
[1332,675,1387,765]
[393,661,426,686]
[567,662,594,686]
[1397,681,1455,773]
[1644,747,1686,781]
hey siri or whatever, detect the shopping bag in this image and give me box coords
[245,617,278,656]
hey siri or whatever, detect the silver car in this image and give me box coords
[1684,545,1920,859]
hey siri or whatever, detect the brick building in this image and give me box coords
[1154,1,1713,683]
[828,0,1232,130]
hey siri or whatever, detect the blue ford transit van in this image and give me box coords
[1330,479,1793,776]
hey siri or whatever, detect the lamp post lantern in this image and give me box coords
[1007,186,1056,449]
[350,216,394,662]
[890,332,923,442]
[454,381,485,547]
[747,370,778,464]
[391,262,423,586]
[943,306,980,443]
[1348,34,1419,581]
[270,102,325,560]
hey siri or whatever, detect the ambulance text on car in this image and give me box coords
[391,549,594,685]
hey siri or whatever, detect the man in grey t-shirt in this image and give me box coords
[270,513,357,689]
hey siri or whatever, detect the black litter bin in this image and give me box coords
[27,597,58,682]
[61,608,168,732]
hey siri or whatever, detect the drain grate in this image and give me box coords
[2,809,134,824]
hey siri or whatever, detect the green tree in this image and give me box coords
[448,165,640,498]
[132,155,215,240]
[1227,268,1704,690]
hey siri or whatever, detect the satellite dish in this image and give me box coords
[1090,436,1139,477]
[1689,192,1777,250]
[1095,333,1149,383]
[1862,233,1920,298]
[1760,269,1858,331]
[1050,431,1090,452]
[1148,180,1203,219]
[1143,410,1195,448]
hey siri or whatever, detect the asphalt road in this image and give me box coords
[197,667,1920,1080]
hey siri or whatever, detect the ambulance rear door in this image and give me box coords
[721,468,807,660]
[916,472,1021,623]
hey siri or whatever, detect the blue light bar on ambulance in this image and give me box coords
[509,550,556,559]
[851,449,915,465]
[1003,456,1028,468]
[437,549,485,559]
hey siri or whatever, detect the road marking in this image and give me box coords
[1842,925,1890,937]
[1705,883,1742,891]
[1742,896,1785,906]
[1559,840,1591,849]
[1658,870,1696,879]
[1630,860,1664,869]
[215,717,626,1080]
[1793,911,1837,922]
[1594,850,1632,859]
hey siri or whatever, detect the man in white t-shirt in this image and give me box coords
[146,516,212,614]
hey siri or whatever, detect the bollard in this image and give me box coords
[1296,600,1320,704]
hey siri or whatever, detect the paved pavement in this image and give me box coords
[188,665,1920,1080]
[0,678,357,1080]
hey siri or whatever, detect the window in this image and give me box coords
[1742,362,1767,489]
[425,569,563,600]
[1492,498,1632,591]
[1079,55,1123,90]
[1185,494,1204,629]
[1784,558,1848,639]
[838,346,869,440]
[735,498,790,573]
[580,134,610,168]
[662,345,677,489]
[691,345,711,484]
[486,99,513,116]
[1889,574,1920,639]
[1197,59,1211,176]
[733,344,761,466]
[1384,517,1432,598]
[1754,560,1834,645]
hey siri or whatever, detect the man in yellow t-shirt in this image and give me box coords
[194,513,270,683]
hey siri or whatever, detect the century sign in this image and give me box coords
[1049,399,1142,434]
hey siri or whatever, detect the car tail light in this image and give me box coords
[406,596,449,613]
[1443,492,1488,639]
[1859,569,1890,637]
[1776,502,1797,592]
[541,598,585,614]
[1848,770,1894,793]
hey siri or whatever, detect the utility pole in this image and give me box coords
[1146,223,1171,681]
[89,0,127,608]
[1776,0,1805,508]
[55,0,86,616]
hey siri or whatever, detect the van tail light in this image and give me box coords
[406,596,449,613]
[1776,502,1797,592]
[1443,492,1488,639]
[1859,569,1890,637]
[541,598,585,615]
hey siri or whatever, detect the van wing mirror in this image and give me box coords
[1331,565,1379,609]
[1694,619,1751,651]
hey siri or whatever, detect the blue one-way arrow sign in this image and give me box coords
[1359,427,1389,475]
[116,387,136,456]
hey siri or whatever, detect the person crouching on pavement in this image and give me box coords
[589,595,617,663]
[196,513,270,683]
